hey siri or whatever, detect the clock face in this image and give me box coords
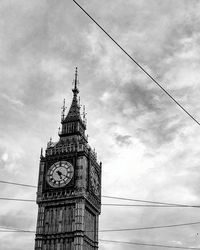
[46,161,74,188]
[90,166,100,196]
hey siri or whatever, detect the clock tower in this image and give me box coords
[34,68,102,250]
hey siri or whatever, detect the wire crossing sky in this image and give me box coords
[1,220,200,233]
[1,196,200,209]
[1,180,200,207]
[72,0,200,126]
[99,239,200,249]
[0,226,200,249]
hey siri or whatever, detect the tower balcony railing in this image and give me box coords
[45,143,97,159]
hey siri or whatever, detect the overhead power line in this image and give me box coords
[102,195,196,207]
[0,197,35,202]
[102,195,198,206]
[72,0,200,126]
[0,226,198,250]
[103,203,200,208]
[0,230,199,250]
[1,196,200,208]
[0,225,34,232]
[1,180,200,208]
[1,220,200,234]
[0,230,34,233]
[99,239,200,249]
[98,221,200,232]
[0,180,36,188]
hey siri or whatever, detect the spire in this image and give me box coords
[59,67,86,139]
[65,93,80,121]
[63,67,81,122]
[72,67,79,95]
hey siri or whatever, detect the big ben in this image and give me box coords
[34,68,102,250]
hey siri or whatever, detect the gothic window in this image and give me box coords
[85,208,95,241]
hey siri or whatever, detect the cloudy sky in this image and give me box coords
[1,0,200,249]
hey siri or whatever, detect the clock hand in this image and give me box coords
[56,170,64,179]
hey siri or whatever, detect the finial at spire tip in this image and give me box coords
[73,66,79,94]
[75,67,78,85]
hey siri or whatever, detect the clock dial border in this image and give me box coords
[46,161,74,188]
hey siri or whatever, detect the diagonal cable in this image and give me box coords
[0,180,36,188]
[1,220,200,233]
[1,196,200,208]
[100,239,200,249]
[72,0,200,126]
[2,180,200,207]
[102,195,197,207]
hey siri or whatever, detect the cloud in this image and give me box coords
[1,0,200,249]
[0,210,34,229]
[114,134,132,147]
